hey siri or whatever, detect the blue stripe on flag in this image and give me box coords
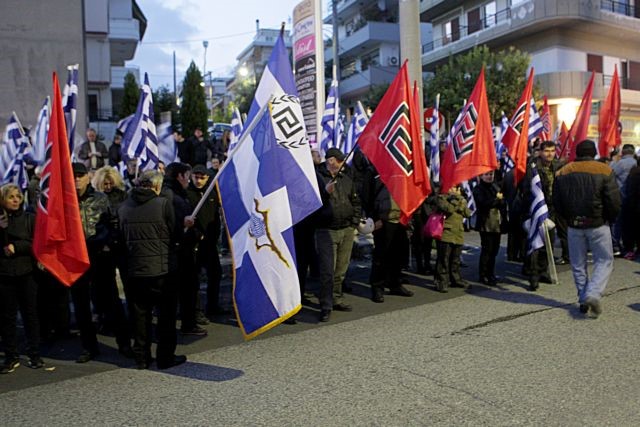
[234,254,280,335]
[218,160,251,236]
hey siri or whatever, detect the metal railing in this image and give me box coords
[600,0,638,18]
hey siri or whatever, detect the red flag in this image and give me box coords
[598,65,621,158]
[556,121,569,158]
[358,61,431,225]
[540,95,551,141]
[33,73,90,286]
[502,68,534,185]
[439,67,497,194]
[568,71,595,161]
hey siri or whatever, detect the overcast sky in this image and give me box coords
[130,0,323,89]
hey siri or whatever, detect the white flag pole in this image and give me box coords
[543,222,558,284]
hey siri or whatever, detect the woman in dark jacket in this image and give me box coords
[473,170,506,286]
[0,184,43,373]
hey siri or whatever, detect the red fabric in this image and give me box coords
[502,68,534,186]
[358,61,431,225]
[556,121,570,159]
[568,72,595,161]
[439,67,497,194]
[598,66,621,158]
[541,95,551,141]
[33,73,89,287]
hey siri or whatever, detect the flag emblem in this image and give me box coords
[248,199,290,268]
[379,102,413,175]
[271,95,306,148]
[452,103,478,162]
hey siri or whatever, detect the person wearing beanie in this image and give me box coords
[553,140,621,317]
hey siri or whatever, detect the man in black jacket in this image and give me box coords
[553,140,621,317]
[314,148,361,322]
[119,170,186,369]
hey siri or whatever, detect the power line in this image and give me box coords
[141,30,255,45]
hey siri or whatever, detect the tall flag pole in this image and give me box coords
[568,71,595,161]
[320,79,340,152]
[62,64,79,160]
[121,73,159,171]
[540,95,551,141]
[31,97,50,166]
[429,93,441,183]
[502,68,534,185]
[217,30,322,340]
[598,65,621,158]
[357,61,431,225]
[439,67,497,194]
[33,72,90,286]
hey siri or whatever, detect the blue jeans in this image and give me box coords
[568,225,614,303]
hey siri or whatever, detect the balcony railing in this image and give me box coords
[88,108,115,122]
[600,0,639,18]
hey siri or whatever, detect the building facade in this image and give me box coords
[420,0,640,145]
[325,0,432,108]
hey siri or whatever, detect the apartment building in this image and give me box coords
[420,0,640,144]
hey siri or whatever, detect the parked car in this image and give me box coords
[208,122,231,141]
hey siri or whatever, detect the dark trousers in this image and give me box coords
[524,228,554,282]
[92,251,130,348]
[197,241,222,313]
[35,269,71,339]
[127,275,178,364]
[479,232,501,280]
[507,219,526,262]
[293,221,316,295]
[412,232,433,273]
[178,248,198,331]
[555,216,569,261]
[70,271,99,353]
[370,221,408,292]
[0,274,40,359]
[435,240,463,290]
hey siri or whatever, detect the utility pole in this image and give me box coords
[399,0,423,133]
[332,0,340,82]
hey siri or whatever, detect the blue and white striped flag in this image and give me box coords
[497,111,515,174]
[121,73,159,171]
[62,64,79,158]
[344,100,368,164]
[218,32,322,339]
[228,107,244,152]
[528,98,543,141]
[1,113,31,190]
[116,114,135,135]
[320,79,340,152]
[157,122,178,165]
[429,94,441,183]
[461,179,477,229]
[30,97,50,165]
[525,164,549,254]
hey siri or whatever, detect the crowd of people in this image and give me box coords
[0,127,633,374]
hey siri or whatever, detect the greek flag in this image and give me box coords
[157,122,178,164]
[344,101,368,163]
[1,113,31,190]
[116,114,135,135]
[429,94,441,183]
[461,180,477,229]
[524,164,549,255]
[62,64,79,157]
[497,111,515,174]
[528,98,543,141]
[218,33,322,339]
[31,97,50,165]
[320,79,340,152]
[228,107,244,151]
[121,73,159,171]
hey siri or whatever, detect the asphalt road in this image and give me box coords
[2,232,640,426]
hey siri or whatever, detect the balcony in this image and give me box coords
[109,18,140,64]
[325,21,399,60]
[340,66,398,99]
[111,66,139,89]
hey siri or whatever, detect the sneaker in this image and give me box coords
[623,251,636,260]
[0,358,20,374]
[613,249,622,257]
[181,326,208,336]
[579,303,589,314]
[27,356,45,369]
[585,297,602,318]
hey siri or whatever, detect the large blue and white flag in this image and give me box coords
[429,94,441,183]
[319,79,340,152]
[62,64,79,158]
[218,33,322,339]
[1,113,31,190]
[497,111,514,174]
[157,122,178,165]
[524,164,549,254]
[121,73,159,171]
[228,107,244,152]
[528,98,544,141]
[30,97,50,165]
[344,101,368,164]
[116,114,135,135]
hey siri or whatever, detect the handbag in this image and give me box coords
[423,212,445,239]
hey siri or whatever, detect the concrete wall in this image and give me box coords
[0,0,86,135]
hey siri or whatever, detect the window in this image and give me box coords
[468,8,481,34]
[443,17,460,44]
[587,54,603,73]
[629,61,640,91]
[361,49,380,71]
[88,94,98,121]
[484,1,497,28]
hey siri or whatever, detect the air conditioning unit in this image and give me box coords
[388,56,399,66]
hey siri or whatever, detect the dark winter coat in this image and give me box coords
[78,186,111,254]
[473,180,506,234]
[0,208,35,277]
[436,191,471,245]
[315,167,361,230]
